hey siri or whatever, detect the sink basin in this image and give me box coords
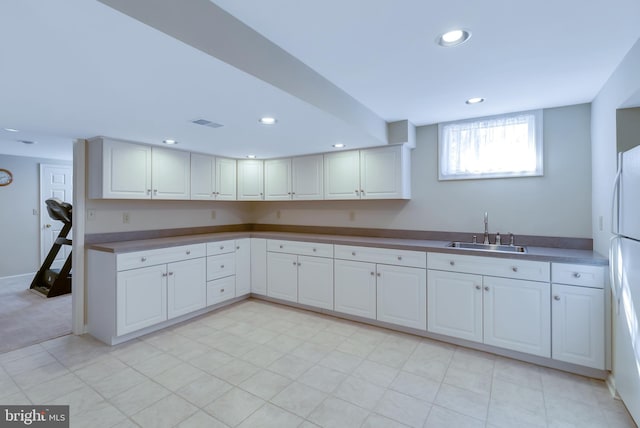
[447,241,527,253]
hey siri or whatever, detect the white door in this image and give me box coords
[298,255,333,310]
[483,276,551,357]
[324,150,361,200]
[151,147,190,199]
[40,164,73,268]
[427,270,483,342]
[215,157,237,200]
[117,265,167,336]
[334,259,376,319]
[264,158,292,200]
[377,264,426,330]
[235,239,251,296]
[551,284,605,369]
[267,252,298,302]
[167,258,206,319]
[237,159,264,200]
[360,146,403,199]
[292,155,323,200]
[250,238,267,295]
[103,139,152,199]
[190,153,215,200]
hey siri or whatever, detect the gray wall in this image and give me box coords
[592,38,640,256]
[0,154,72,277]
[251,104,593,239]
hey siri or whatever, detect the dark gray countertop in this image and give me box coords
[86,231,608,266]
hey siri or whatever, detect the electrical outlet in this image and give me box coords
[349,211,355,221]
[211,210,216,220]
[122,212,130,224]
[87,209,96,221]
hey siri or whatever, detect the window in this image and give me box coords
[438,110,543,180]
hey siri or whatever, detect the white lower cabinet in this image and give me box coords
[267,252,298,302]
[207,276,236,306]
[117,264,168,336]
[167,258,206,319]
[251,238,267,295]
[483,276,550,357]
[297,255,334,310]
[427,270,483,342]
[334,259,377,319]
[235,238,251,296]
[376,264,426,330]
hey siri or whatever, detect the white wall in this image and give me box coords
[0,154,72,277]
[251,104,593,239]
[592,38,640,256]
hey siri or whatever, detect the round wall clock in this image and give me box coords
[0,168,13,186]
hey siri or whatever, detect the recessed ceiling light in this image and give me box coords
[258,117,277,125]
[3,127,19,132]
[465,97,485,104]
[163,139,178,145]
[246,154,256,159]
[437,29,471,47]
[332,143,346,148]
[18,140,36,145]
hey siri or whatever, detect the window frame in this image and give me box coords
[437,109,544,181]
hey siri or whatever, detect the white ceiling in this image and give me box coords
[1,0,639,161]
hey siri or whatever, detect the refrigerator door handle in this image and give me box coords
[611,152,622,234]
[609,235,621,314]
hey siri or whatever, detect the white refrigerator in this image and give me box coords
[610,144,640,425]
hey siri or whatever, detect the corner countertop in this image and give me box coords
[86,231,608,266]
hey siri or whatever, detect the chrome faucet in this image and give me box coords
[483,212,490,244]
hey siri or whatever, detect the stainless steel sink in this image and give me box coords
[447,241,527,253]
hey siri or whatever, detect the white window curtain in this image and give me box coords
[438,110,543,180]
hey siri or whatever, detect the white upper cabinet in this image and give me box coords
[190,154,237,200]
[264,158,292,200]
[292,155,324,200]
[324,145,411,200]
[237,159,264,200]
[151,147,190,200]
[89,137,190,200]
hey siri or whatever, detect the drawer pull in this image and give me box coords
[293,261,297,266]
[141,257,147,262]
[221,265,225,269]
[168,272,174,276]
[554,295,560,301]
[280,245,284,249]
[186,250,191,255]
[220,288,225,293]
[484,286,489,291]
[475,285,481,290]
[512,267,518,272]
[352,251,356,256]
[370,272,375,276]
[220,246,224,250]
[397,256,402,261]
[313,248,317,252]
[297,262,301,266]
[162,273,168,277]
[449,261,455,266]
[573,272,581,278]
[236,246,240,250]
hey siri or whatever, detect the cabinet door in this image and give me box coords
[298,255,334,310]
[237,159,264,200]
[103,139,152,199]
[483,277,551,357]
[216,157,237,200]
[292,155,323,200]
[167,258,206,319]
[552,284,605,369]
[235,239,251,296]
[117,265,167,335]
[324,150,361,200]
[251,238,267,295]
[427,270,483,342]
[264,158,292,200]
[267,252,298,302]
[151,147,191,199]
[377,265,426,330]
[190,153,216,200]
[334,259,376,319]
[360,145,408,199]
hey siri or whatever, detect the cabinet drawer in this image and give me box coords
[207,276,236,306]
[207,240,236,256]
[428,252,549,282]
[552,263,605,288]
[267,240,333,258]
[335,245,426,268]
[117,244,205,271]
[207,253,236,281]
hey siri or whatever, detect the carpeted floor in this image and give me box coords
[0,274,72,354]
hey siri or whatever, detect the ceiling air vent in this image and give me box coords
[191,119,223,128]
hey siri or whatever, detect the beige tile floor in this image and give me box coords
[0,299,636,428]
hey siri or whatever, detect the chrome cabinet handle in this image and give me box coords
[293,261,297,266]
[186,250,191,255]
[168,272,174,276]
[297,262,301,266]
[554,295,560,301]
[147,189,151,195]
[484,286,489,291]
[220,288,225,293]
[162,273,168,277]
[377,273,381,277]
[141,257,147,262]
[313,248,317,252]
[573,272,581,278]
[360,189,365,194]
[221,265,225,269]
[153,189,158,194]
[370,272,375,276]
[352,252,356,256]
[220,246,224,250]
[512,267,518,272]
[475,285,481,290]
[280,245,284,249]
[449,261,455,266]
[236,246,240,250]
